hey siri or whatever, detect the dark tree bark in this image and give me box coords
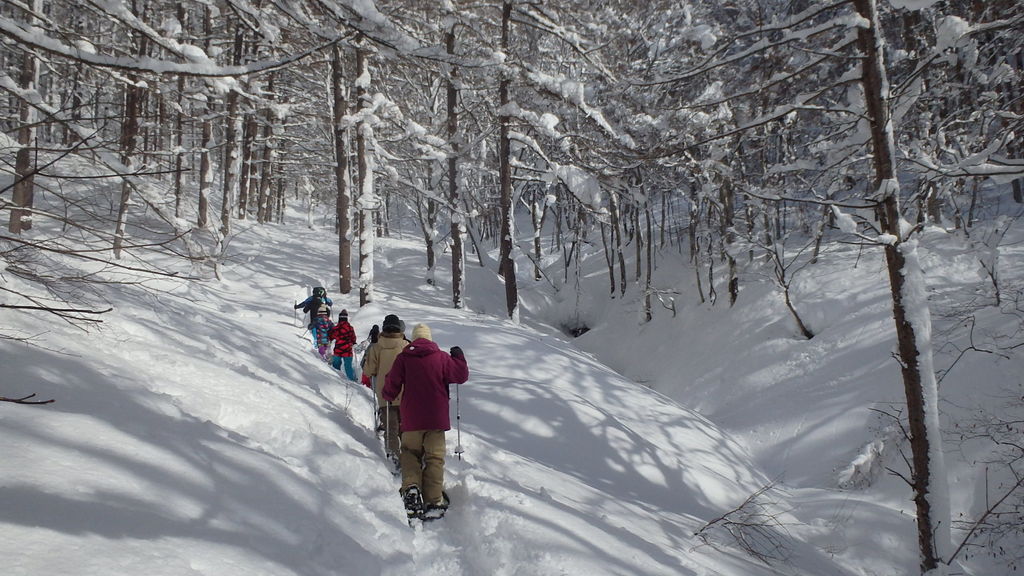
[497,0,518,319]
[256,75,276,224]
[8,10,39,235]
[447,25,464,309]
[220,26,245,238]
[196,5,212,229]
[332,45,353,294]
[113,3,148,259]
[854,0,950,571]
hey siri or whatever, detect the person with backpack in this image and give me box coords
[382,323,469,519]
[311,305,334,360]
[327,310,358,380]
[295,287,333,347]
[363,314,409,469]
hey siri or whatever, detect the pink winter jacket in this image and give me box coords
[382,338,469,432]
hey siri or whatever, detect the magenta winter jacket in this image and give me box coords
[382,338,469,432]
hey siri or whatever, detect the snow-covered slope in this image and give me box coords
[0,219,834,576]
[5,204,1021,575]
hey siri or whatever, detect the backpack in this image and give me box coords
[316,301,331,318]
[305,295,328,328]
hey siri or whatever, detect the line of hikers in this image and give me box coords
[294,287,470,519]
[295,286,358,378]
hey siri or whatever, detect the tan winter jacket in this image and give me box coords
[364,331,408,407]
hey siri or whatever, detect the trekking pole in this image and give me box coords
[454,383,464,460]
[385,400,392,460]
[372,377,379,438]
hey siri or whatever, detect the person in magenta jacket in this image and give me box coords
[382,323,469,516]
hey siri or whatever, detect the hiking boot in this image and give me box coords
[422,492,450,520]
[402,486,422,518]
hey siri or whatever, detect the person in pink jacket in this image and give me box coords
[382,323,469,518]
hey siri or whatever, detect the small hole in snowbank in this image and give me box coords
[563,323,590,337]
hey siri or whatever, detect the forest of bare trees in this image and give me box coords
[2,0,1022,573]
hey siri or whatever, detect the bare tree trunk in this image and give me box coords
[275,175,285,224]
[622,201,630,293]
[531,191,547,281]
[854,1,950,571]
[173,4,187,219]
[720,177,739,306]
[113,6,148,259]
[220,27,245,238]
[198,109,212,229]
[600,221,615,296]
[497,0,518,319]
[256,74,276,224]
[421,192,438,282]
[196,5,212,230]
[445,26,465,309]
[644,201,653,322]
[173,69,186,219]
[332,45,353,294]
[237,99,257,220]
[604,193,619,296]
[8,1,41,234]
[688,187,699,264]
[255,127,273,223]
[356,41,374,306]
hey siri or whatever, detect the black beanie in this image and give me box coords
[382,314,402,332]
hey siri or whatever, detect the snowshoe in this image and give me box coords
[402,486,423,519]
[421,492,450,521]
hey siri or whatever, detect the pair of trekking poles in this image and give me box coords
[375,379,465,461]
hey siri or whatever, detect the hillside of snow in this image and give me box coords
[3,203,1022,575]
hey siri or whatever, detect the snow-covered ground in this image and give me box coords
[2,204,1022,575]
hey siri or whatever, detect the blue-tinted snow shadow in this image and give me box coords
[0,343,392,576]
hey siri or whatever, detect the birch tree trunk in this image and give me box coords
[854,1,950,571]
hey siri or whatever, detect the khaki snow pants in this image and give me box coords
[399,430,446,504]
[378,405,401,457]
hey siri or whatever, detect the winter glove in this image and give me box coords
[449,346,464,359]
[361,374,372,388]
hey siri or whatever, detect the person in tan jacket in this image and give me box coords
[362,314,408,469]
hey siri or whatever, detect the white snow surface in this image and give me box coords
[2,206,1022,576]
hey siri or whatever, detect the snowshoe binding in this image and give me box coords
[402,486,423,520]
[421,491,450,521]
